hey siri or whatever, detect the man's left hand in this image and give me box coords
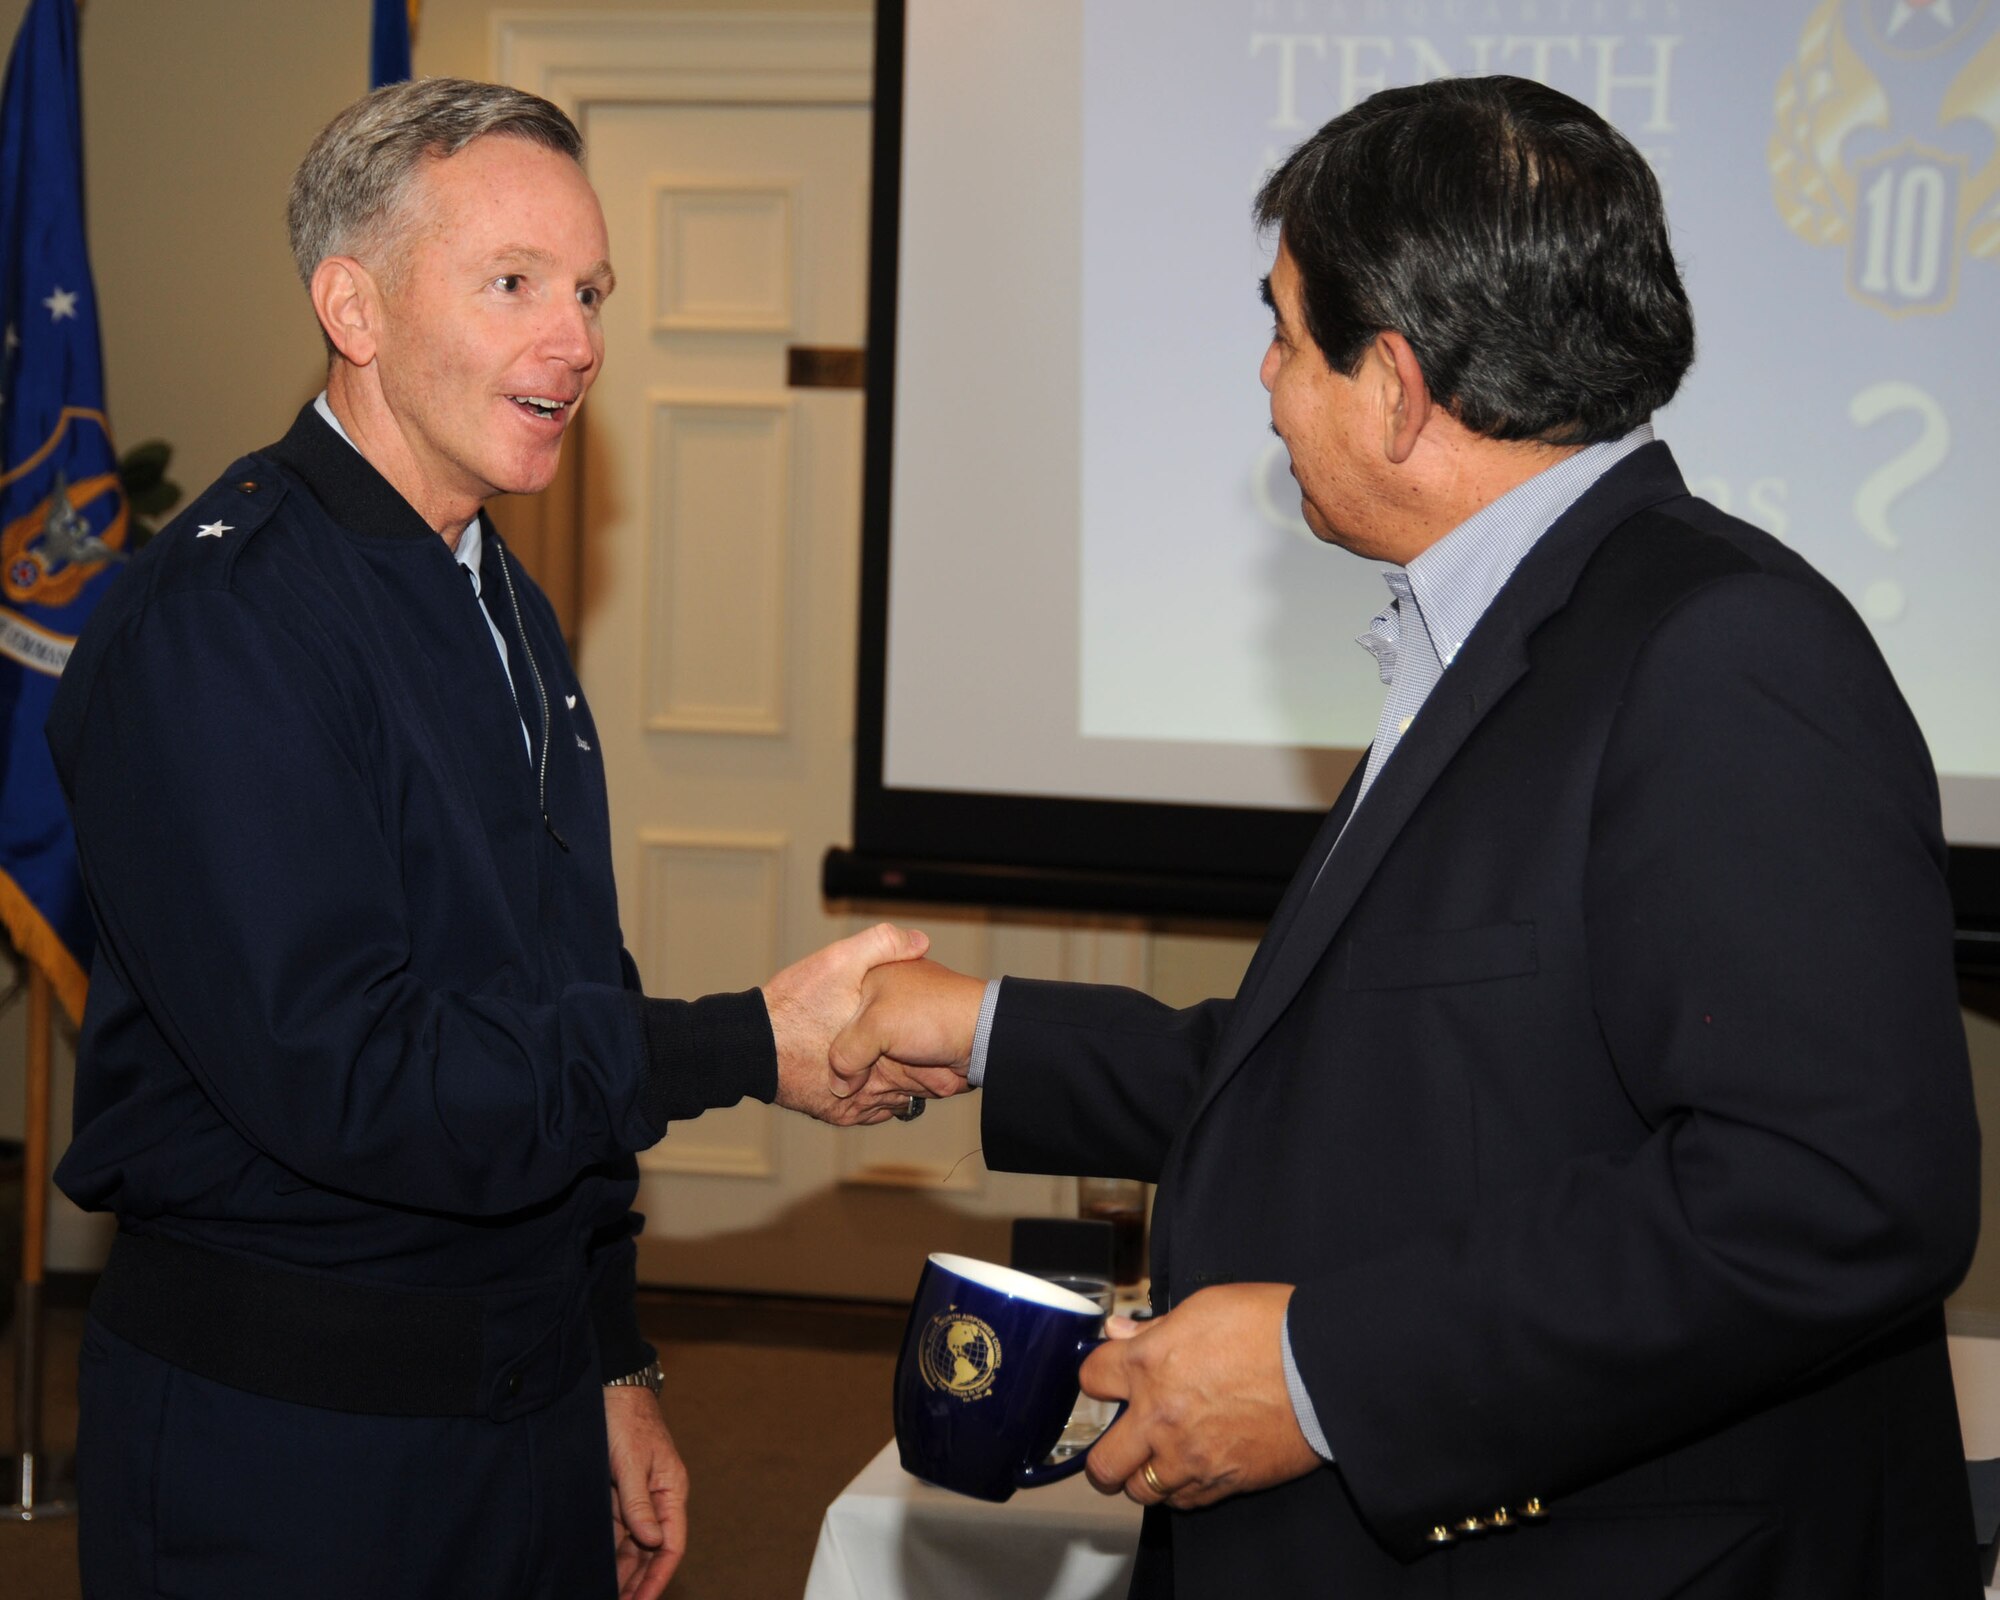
[1080,1283,1323,1510]
[605,1384,689,1599]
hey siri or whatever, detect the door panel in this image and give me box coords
[581,96,1072,1298]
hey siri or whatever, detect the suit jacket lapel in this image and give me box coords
[1200,443,1692,1110]
[1225,762,1365,1029]
[1204,621,1533,1090]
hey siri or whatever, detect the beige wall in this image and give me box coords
[2,0,1997,1327]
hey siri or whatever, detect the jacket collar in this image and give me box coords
[1205,441,1692,1099]
[264,401,447,543]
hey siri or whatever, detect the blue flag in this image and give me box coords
[0,0,125,1023]
[371,0,413,89]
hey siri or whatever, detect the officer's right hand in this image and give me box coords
[762,924,959,1124]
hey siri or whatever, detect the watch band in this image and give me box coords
[605,1360,664,1395]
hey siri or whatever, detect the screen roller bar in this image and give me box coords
[822,847,1283,924]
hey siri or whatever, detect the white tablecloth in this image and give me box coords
[804,1440,1142,1600]
[804,1442,2000,1599]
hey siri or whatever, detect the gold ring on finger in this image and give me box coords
[1141,1461,1167,1497]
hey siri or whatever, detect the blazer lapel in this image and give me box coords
[1204,620,1534,1092]
[1200,442,1692,1109]
[1224,763,1365,1029]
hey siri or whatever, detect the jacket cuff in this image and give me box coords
[588,1240,656,1383]
[637,988,779,1129]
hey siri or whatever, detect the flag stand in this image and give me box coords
[7,968,75,1519]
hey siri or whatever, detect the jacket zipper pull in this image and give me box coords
[488,529,569,855]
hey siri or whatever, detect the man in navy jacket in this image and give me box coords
[834,78,1982,1597]
[51,78,921,1600]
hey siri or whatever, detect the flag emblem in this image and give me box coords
[0,407,127,610]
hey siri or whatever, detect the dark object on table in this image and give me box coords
[1078,1176,1148,1284]
[1010,1217,1115,1283]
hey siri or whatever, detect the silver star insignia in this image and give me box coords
[43,287,78,322]
[196,521,232,539]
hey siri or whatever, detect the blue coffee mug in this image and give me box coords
[894,1252,1122,1502]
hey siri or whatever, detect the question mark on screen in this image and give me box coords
[1847,381,1949,624]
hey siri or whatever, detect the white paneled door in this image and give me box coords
[517,17,1072,1299]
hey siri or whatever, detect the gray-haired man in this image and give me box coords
[52,77,931,1600]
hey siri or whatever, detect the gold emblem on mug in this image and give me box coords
[918,1309,1002,1401]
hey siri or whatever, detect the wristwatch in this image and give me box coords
[605,1361,665,1395]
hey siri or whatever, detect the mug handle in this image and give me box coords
[1014,1336,1126,1489]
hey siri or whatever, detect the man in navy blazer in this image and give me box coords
[836,76,1982,1597]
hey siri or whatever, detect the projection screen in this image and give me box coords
[832,0,2000,944]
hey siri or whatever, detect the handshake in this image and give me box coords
[761,923,988,1126]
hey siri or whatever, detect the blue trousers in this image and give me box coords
[76,1318,617,1599]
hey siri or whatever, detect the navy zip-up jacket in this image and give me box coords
[49,404,776,1407]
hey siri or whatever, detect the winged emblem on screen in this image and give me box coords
[1769,0,1998,317]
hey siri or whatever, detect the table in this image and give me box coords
[804,1440,1142,1600]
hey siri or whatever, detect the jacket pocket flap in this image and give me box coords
[1341,920,1537,991]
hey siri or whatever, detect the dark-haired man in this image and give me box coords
[836,75,1981,1597]
[51,78,934,1600]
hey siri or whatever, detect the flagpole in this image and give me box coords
[7,967,74,1518]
